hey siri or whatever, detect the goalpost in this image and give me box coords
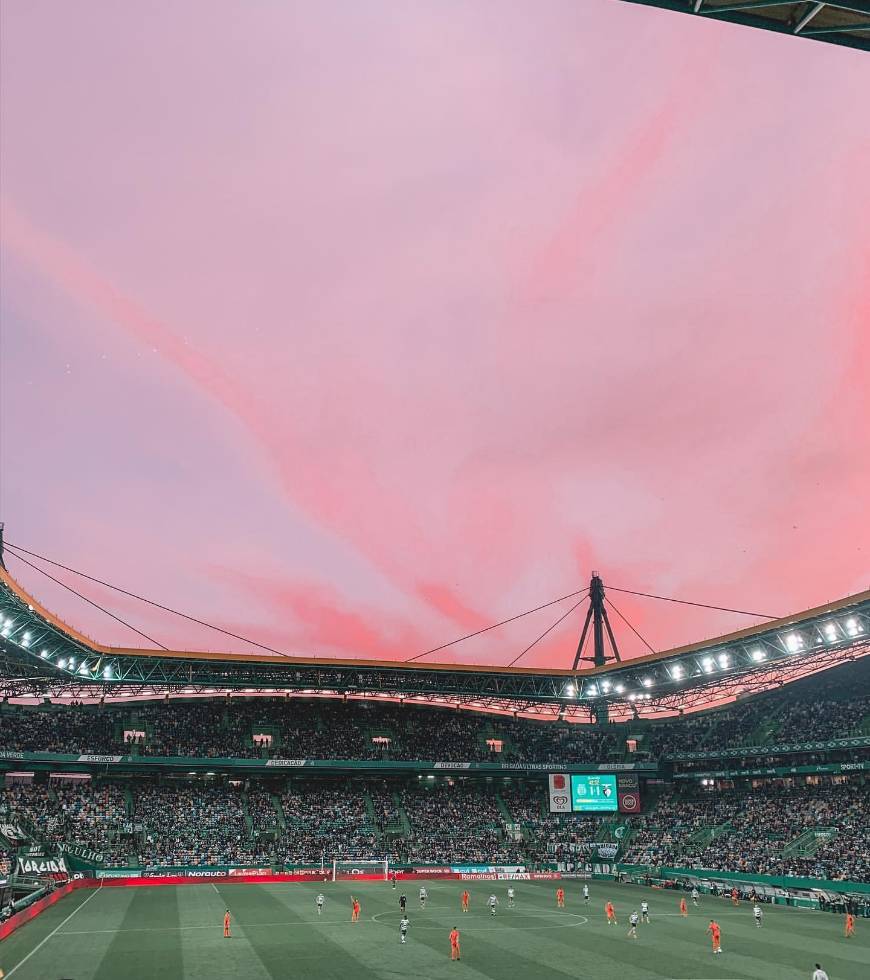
[331,858,390,882]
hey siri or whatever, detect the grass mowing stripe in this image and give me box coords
[232,880,374,976]
[4,886,101,979]
[3,880,865,979]
[92,884,184,980]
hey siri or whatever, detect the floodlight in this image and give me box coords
[784,632,803,653]
[642,677,653,688]
[717,653,730,668]
[750,648,766,662]
[845,617,862,636]
[702,656,714,673]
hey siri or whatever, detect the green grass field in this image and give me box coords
[1,880,865,980]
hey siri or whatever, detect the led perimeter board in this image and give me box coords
[570,773,618,812]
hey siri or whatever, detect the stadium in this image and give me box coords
[1,3,869,980]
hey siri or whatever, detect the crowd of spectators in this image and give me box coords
[0,780,129,865]
[132,783,271,867]
[2,676,867,764]
[246,788,280,834]
[368,783,401,832]
[2,774,866,879]
[279,782,377,863]
[396,782,520,865]
[773,696,870,743]
[621,781,869,882]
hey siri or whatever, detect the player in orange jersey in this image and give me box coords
[730,888,739,906]
[450,926,461,960]
[680,897,688,917]
[845,912,855,937]
[556,887,565,908]
[223,909,231,938]
[351,897,361,922]
[461,889,470,912]
[605,901,617,926]
[707,919,722,954]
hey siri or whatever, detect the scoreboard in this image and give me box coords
[570,773,617,812]
[548,772,639,813]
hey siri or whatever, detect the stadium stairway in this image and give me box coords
[362,788,378,829]
[494,793,514,824]
[390,791,412,836]
[273,793,287,829]
[781,826,838,858]
[241,794,254,838]
[685,821,732,851]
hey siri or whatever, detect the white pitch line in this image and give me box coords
[212,883,220,894]
[59,919,363,934]
[5,886,101,978]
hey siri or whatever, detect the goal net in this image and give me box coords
[331,858,390,882]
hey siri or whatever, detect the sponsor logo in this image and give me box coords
[265,759,307,768]
[459,873,498,880]
[228,868,272,876]
[0,751,25,760]
[76,755,123,763]
[433,763,472,769]
[619,792,640,813]
[548,773,572,813]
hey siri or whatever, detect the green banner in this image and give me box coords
[668,735,870,762]
[0,750,656,775]
[674,760,868,780]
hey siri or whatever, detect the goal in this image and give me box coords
[331,858,390,882]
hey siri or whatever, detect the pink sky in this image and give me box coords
[1,1,868,669]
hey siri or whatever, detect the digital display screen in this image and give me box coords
[570,773,618,812]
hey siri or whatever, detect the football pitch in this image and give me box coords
[0,880,865,980]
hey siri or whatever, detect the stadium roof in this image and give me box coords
[1,565,867,718]
[621,1,870,52]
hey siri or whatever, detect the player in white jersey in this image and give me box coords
[583,884,590,904]
[753,904,763,928]
[488,894,499,916]
[507,886,515,908]
[316,893,325,915]
[419,886,427,908]
[400,916,410,943]
[691,888,700,906]
[628,910,639,939]
[640,900,650,923]
[812,965,829,980]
